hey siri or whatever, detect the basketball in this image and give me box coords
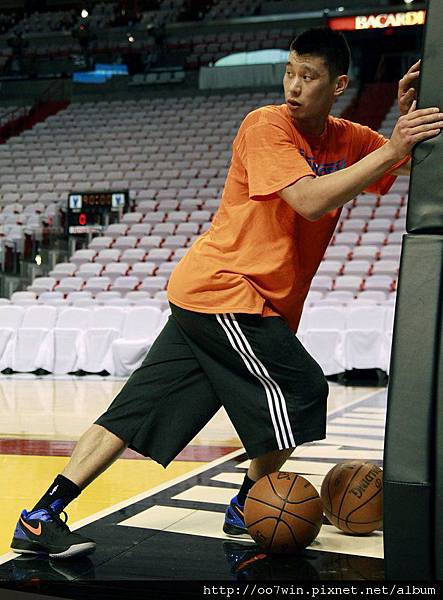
[320,461,383,534]
[244,471,323,554]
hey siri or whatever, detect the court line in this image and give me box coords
[0,388,385,566]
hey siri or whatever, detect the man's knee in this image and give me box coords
[309,362,329,401]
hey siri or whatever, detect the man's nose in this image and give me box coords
[290,76,302,95]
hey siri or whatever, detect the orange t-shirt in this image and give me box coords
[168,104,405,332]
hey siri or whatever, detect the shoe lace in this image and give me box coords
[47,508,70,531]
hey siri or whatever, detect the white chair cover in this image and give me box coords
[381,305,396,374]
[344,305,386,370]
[51,307,93,374]
[0,306,25,371]
[10,305,58,372]
[112,306,163,376]
[303,306,346,375]
[77,307,126,373]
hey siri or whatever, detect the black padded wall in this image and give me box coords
[384,235,443,580]
[433,276,443,579]
[407,0,443,234]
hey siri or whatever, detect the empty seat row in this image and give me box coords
[305,290,395,306]
[317,259,399,277]
[11,290,168,309]
[0,302,393,377]
[28,273,171,297]
[68,246,189,267]
[337,217,405,234]
[311,274,397,293]
[0,304,170,377]
[47,261,174,281]
[332,232,404,246]
[121,208,215,224]
[324,244,401,261]
[297,304,395,376]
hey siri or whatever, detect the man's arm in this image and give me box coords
[279,144,401,221]
[279,105,443,221]
[392,158,411,177]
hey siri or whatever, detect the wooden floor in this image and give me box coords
[0,376,386,584]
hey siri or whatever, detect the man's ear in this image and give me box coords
[334,74,349,97]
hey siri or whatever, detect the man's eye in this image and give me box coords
[286,71,292,77]
[303,75,312,80]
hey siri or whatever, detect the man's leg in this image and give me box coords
[237,448,295,505]
[10,425,127,560]
[11,314,221,559]
[224,448,294,536]
[30,425,126,515]
[247,448,294,482]
[62,424,127,488]
[24,425,126,520]
[166,307,329,539]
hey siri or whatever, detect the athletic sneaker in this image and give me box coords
[223,495,249,536]
[11,508,96,559]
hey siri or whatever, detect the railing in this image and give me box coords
[0,78,69,142]
[37,78,68,105]
[0,105,28,128]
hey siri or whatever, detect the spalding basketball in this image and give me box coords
[244,471,323,554]
[320,461,383,534]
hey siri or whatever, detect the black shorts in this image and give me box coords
[95,303,329,467]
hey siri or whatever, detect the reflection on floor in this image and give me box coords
[0,376,386,588]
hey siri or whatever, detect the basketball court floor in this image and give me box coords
[0,376,386,592]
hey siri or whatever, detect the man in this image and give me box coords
[11,28,442,558]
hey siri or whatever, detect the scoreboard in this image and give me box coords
[66,191,133,235]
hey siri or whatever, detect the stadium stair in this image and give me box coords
[341,82,397,130]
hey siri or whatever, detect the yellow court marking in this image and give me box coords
[1,454,201,556]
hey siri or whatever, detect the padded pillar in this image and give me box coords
[384,235,443,580]
[407,0,443,234]
[434,283,443,578]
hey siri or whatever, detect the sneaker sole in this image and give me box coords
[50,542,96,559]
[11,542,96,560]
[223,523,250,538]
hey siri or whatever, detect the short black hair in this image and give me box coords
[289,27,350,80]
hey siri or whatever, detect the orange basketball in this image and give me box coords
[244,471,323,554]
[320,461,383,534]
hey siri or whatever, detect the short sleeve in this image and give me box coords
[239,111,315,201]
[354,124,410,195]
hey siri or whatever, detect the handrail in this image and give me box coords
[0,79,66,126]
[0,78,68,142]
[0,105,28,128]
[37,79,67,104]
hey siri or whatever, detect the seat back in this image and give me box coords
[121,306,162,339]
[0,305,25,328]
[56,307,92,329]
[90,306,126,330]
[307,306,346,330]
[346,305,386,330]
[21,305,57,328]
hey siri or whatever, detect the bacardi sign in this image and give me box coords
[329,10,426,31]
[356,10,426,29]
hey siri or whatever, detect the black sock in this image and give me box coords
[237,474,255,506]
[32,474,81,513]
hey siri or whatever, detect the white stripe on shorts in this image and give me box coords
[215,313,296,450]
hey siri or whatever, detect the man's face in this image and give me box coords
[283,51,341,123]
